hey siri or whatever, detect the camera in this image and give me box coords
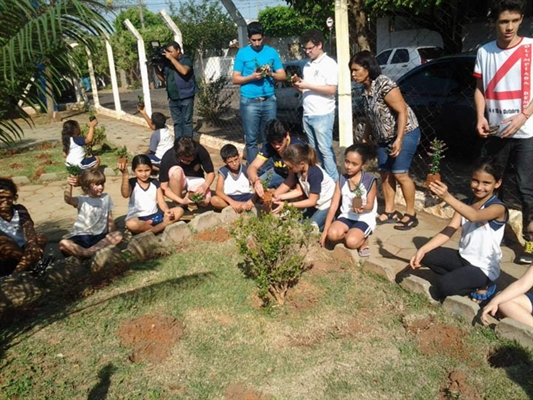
[147,40,169,69]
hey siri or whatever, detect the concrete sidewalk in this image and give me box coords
[12,113,530,288]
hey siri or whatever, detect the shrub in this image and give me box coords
[80,123,106,155]
[196,74,232,126]
[232,206,313,306]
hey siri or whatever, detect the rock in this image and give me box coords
[103,167,116,176]
[330,243,357,266]
[400,275,439,304]
[11,176,31,185]
[220,206,239,224]
[38,173,59,182]
[0,273,45,307]
[91,245,124,274]
[495,318,533,349]
[44,257,90,286]
[189,211,221,233]
[127,231,162,261]
[443,295,479,321]
[160,221,191,246]
[362,260,396,282]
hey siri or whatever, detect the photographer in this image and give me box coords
[156,41,198,139]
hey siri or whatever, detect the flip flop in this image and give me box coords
[358,246,371,257]
[470,284,497,303]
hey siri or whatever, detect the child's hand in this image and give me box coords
[137,104,145,112]
[409,249,425,269]
[272,201,284,215]
[117,161,127,173]
[195,183,208,195]
[352,206,364,214]
[428,181,449,199]
[231,202,243,213]
[89,118,98,128]
[320,231,328,248]
[243,199,254,211]
[67,175,79,187]
[481,301,499,324]
[165,210,175,221]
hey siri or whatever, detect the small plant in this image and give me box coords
[427,138,447,175]
[352,182,364,209]
[189,192,205,204]
[253,58,273,78]
[260,170,273,192]
[196,74,232,126]
[232,205,313,306]
[88,111,96,122]
[65,163,82,176]
[116,146,129,162]
[137,94,144,109]
[81,123,106,155]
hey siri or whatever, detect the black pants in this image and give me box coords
[421,247,492,299]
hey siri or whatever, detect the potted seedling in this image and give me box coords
[426,138,447,187]
[254,58,273,78]
[260,171,274,212]
[352,182,365,209]
[137,94,145,109]
[65,163,82,186]
[88,110,96,122]
[116,146,129,165]
[188,192,205,211]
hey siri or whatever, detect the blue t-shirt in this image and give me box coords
[233,45,283,99]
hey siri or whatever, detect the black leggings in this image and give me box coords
[421,247,492,299]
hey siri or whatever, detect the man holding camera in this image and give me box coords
[156,41,197,139]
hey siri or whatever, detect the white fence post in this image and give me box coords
[86,46,100,108]
[105,38,122,113]
[220,0,248,48]
[160,10,183,51]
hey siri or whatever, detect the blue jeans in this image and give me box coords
[303,207,328,232]
[240,96,277,165]
[169,96,194,139]
[303,111,339,181]
[259,168,285,189]
[377,128,421,174]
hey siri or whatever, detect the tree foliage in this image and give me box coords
[258,5,324,38]
[0,0,110,145]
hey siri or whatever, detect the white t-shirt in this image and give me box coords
[126,178,160,220]
[65,136,87,167]
[149,127,174,160]
[67,193,113,237]
[0,208,26,247]
[338,171,377,231]
[218,165,253,197]
[297,165,335,210]
[302,53,338,116]
[474,37,533,139]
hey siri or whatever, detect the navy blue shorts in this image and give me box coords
[139,211,164,226]
[377,128,420,174]
[526,292,533,313]
[69,232,107,248]
[228,193,254,202]
[336,218,372,237]
[147,154,162,167]
[80,156,99,169]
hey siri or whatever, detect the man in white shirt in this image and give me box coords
[293,29,339,181]
[474,0,533,264]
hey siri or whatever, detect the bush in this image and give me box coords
[232,206,313,306]
[196,74,232,126]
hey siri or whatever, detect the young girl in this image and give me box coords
[0,178,47,276]
[320,144,378,256]
[410,157,508,300]
[119,154,184,234]
[60,169,122,258]
[62,119,101,169]
[482,265,533,327]
[272,143,335,231]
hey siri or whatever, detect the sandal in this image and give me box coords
[358,246,371,257]
[376,210,403,225]
[393,213,419,231]
[470,284,497,303]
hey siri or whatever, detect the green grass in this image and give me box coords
[1,239,533,399]
[0,141,119,182]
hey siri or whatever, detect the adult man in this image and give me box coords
[248,119,304,198]
[293,29,339,181]
[232,22,286,165]
[156,41,197,139]
[474,0,533,264]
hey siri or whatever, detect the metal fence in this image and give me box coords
[87,3,533,209]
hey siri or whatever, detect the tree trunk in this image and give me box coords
[349,0,371,52]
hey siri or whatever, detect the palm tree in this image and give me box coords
[0,0,111,145]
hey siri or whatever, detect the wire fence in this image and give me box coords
[87,4,533,210]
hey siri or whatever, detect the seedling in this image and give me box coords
[116,146,129,159]
[260,170,273,192]
[352,182,364,209]
[65,163,82,176]
[189,192,205,204]
[137,94,145,109]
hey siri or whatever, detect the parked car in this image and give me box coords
[376,46,444,82]
[275,60,366,140]
[396,54,480,160]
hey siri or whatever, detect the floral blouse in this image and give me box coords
[362,74,419,143]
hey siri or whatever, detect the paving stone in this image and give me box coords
[11,176,30,185]
[495,318,533,349]
[330,243,357,266]
[103,167,116,176]
[220,207,239,224]
[189,211,222,232]
[366,254,407,277]
[400,275,439,305]
[91,245,125,274]
[35,185,64,194]
[127,231,162,260]
[38,173,59,182]
[362,259,396,282]
[443,295,479,321]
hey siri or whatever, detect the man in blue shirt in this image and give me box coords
[156,41,197,139]
[232,22,286,165]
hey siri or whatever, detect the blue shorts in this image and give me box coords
[69,232,107,248]
[228,193,254,202]
[336,218,372,237]
[526,292,533,313]
[377,127,420,174]
[139,211,164,226]
[147,154,162,167]
[80,156,99,169]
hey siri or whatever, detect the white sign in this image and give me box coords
[326,16,334,29]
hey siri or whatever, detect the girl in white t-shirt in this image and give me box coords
[119,154,183,234]
[61,119,100,169]
[273,143,335,231]
[410,157,508,301]
[321,143,378,256]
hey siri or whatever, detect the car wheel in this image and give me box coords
[353,116,366,143]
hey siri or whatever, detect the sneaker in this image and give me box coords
[517,240,533,264]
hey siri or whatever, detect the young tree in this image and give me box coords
[258,5,323,38]
[0,0,110,144]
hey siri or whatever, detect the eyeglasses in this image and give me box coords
[303,45,316,52]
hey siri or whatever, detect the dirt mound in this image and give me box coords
[9,163,23,169]
[438,371,481,400]
[193,226,230,242]
[286,279,324,311]
[36,153,50,160]
[117,314,184,364]
[224,383,273,400]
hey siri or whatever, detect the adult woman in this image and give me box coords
[350,51,421,230]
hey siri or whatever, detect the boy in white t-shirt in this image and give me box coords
[474,0,533,264]
[138,106,174,172]
[211,144,256,212]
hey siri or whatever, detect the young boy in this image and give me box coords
[211,144,256,212]
[59,170,123,258]
[138,106,174,171]
[158,136,215,207]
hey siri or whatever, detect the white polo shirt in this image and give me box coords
[302,52,338,116]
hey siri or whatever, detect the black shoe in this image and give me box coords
[517,241,533,264]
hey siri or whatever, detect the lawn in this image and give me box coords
[1,227,532,399]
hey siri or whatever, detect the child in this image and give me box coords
[409,157,508,300]
[211,144,256,212]
[482,265,533,327]
[138,106,174,171]
[320,144,378,256]
[119,154,184,234]
[60,169,122,258]
[62,119,100,169]
[158,137,215,207]
[0,178,47,276]
[272,143,335,231]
